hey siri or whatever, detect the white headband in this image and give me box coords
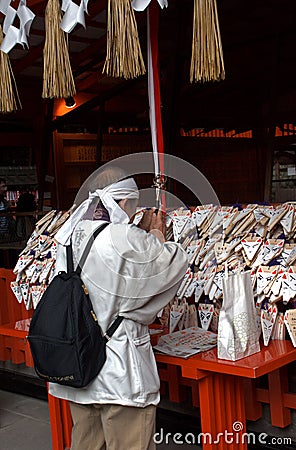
[55,178,139,245]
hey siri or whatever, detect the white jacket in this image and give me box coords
[49,220,188,407]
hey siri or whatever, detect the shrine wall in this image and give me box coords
[175,137,267,206]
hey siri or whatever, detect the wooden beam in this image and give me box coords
[51,77,143,129]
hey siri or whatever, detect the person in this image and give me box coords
[49,168,188,450]
[0,179,14,239]
[15,190,37,239]
[16,191,37,212]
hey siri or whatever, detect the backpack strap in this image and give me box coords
[66,244,74,273]
[104,316,124,342]
[66,222,110,275]
[67,223,124,341]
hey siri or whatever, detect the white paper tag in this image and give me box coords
[241,237,262,262]
[284,309,296,347]
[169,310,183,333]
[261,309,276,346]
[198,304,214,331]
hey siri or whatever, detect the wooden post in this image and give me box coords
[263,126,276,202]
[35,99,54,210]
[96,102,105,167]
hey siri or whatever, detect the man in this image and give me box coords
[49,169,188,450]
[0,179,11,235]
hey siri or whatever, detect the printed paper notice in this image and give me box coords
[153,326,217,358]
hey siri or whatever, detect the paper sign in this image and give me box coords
[176,269,191,298]
[172,210,192,242]
[267,206,286,230]
[253,208,268,224]
[280,272,291,304]
[13,255,34,274]
[208,282,218,301]
[269,269,282,296]
[284,309,296,347]
[257,266,277,295]
[210,306,220,333]
[185,273,198,298]
[177,270,193,299]
[241,237,262,262]
[261,309,276,346]
[154,326,217,358]
[10,281,22,303]
[194,276,205,302]
[192,205,214,227]
[31,285,42,309]
[170,310,183,333]
[271,313,285,340]
[280,205,294,234]
[188,304,198,327]
[30,260,44,283]
[198,304,214,330]
[159,304,171,328]
[288,267,296,299]
[39,258,54,283]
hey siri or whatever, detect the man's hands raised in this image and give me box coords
[137,208,166,242]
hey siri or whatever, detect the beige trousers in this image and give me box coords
[69,401,156,450]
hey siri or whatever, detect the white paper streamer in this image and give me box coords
[147,9,159,177]
[132,0,168,12]
[61,0,89,33]
[0,0,35,53]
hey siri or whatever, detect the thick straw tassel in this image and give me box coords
[103,0,146,79]
[190,0,225,83]
[0,26,22,113]
[42,0,76,98]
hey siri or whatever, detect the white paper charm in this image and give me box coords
[198,303,214,330]
[241,237,262,263]
[271,312,285,340]
[284,309,296,347]
[188,304,198,327]
[195,275,205,302]
[280,205,294,234]
[10,281,22,303]
[261,304,277,346]
[172,210,192,242]
[20,281,31,310]
[31,285,42,309]
[169,310,183,333]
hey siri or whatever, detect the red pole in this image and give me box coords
[149,1,166,207]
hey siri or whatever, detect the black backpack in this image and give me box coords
[27,222,123,388]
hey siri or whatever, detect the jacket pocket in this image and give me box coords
[131,333,160,398]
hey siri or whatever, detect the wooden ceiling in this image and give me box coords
[2,0,296,135]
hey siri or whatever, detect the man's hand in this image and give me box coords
[137,208,166,242]
[150,209,166,236]
[137,209,154,232]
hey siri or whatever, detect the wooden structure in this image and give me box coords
[1,1,296,207]
[0,270,295,449]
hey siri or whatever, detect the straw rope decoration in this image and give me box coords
[190,0,225,83]
[0,25,22,113]
[103,0,146,79]
[42,0,76,98]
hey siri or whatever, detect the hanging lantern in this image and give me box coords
[190,0,225,83]
[0,25,22,113]
[42,0,76,99]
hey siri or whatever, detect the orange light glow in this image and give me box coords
[53,93,95,118]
